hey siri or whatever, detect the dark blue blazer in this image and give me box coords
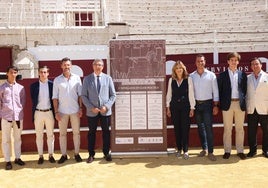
[30,80,54,122]
[217,70,247,111]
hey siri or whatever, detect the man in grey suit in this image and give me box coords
[81,59,116,163]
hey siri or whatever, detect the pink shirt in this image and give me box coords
[0,81,26,121]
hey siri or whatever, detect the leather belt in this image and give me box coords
[231,99,239,101]
[36,108,52,112]
[7,120,20,128]
[195,99,212,105]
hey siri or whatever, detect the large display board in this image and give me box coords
[109,39,167,156]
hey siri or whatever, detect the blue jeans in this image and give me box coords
[195,100,214,153]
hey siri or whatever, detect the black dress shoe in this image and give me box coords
[86,156,94,163]
[49,156,56,163]
[58,155,68,164]
[14,158,25,166]
[38,157,44,165]
[223,152,230,159]
[5,162,12,170]
[263,151,268,158]
[247,151,256,158]
[74,154,82,162]
[104,154,112,162]
[237,153,246,160]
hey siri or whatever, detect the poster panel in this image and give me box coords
[109,39,167,156]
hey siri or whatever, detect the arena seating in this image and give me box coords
[105,0,268,54]
[1,0,267,54]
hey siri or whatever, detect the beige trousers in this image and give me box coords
[34,110,55,156]
[1,119,22,162]
[58,113,80,155]
[222,101,245,153]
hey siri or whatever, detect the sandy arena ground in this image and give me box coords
[0,147,267,188]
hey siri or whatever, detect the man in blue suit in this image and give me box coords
[30,66,56,164]
[81,59,116,163]
[218,52,247,160]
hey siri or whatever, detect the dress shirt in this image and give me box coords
[0,81,26,120]
[52,73,82,114]
[190,69,219,101]
[36,80,51,109]
[253,72,262,89]
[228,68,239,99]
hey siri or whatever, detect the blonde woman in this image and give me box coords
[166,61,195,159]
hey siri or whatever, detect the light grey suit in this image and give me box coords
[81,72,116,157]
[81,73,116,117]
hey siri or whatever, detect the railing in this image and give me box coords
[40,0,100,12]
[0,0,103,28]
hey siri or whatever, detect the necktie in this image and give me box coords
[97,76,101,94]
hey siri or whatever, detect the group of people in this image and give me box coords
[1,53,267,170]
[0,58,116,170]
[166,53,268,161]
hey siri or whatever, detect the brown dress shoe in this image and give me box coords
[208,153,217,161]
[237,153,246,160]
[198,150,207,157]
[87,156,94,163]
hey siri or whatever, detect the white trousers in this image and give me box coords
[58,113,80,155]
[34,110,55,156]
[222,101,245,153]
[1,119,22,162]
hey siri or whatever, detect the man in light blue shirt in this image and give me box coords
[53,57,83,164]
[190,54,219,161]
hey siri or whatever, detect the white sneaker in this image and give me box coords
[183,153,189,160]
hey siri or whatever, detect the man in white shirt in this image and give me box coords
[30,66,56,164]
[217,52,247,160]
[53,57,83,164]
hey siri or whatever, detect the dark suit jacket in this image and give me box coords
[217,69,247,111]
[30,80,54,122]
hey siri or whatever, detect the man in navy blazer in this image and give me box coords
[30,66,56,164]
[218,52,247,160]
[81,59,116,163]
